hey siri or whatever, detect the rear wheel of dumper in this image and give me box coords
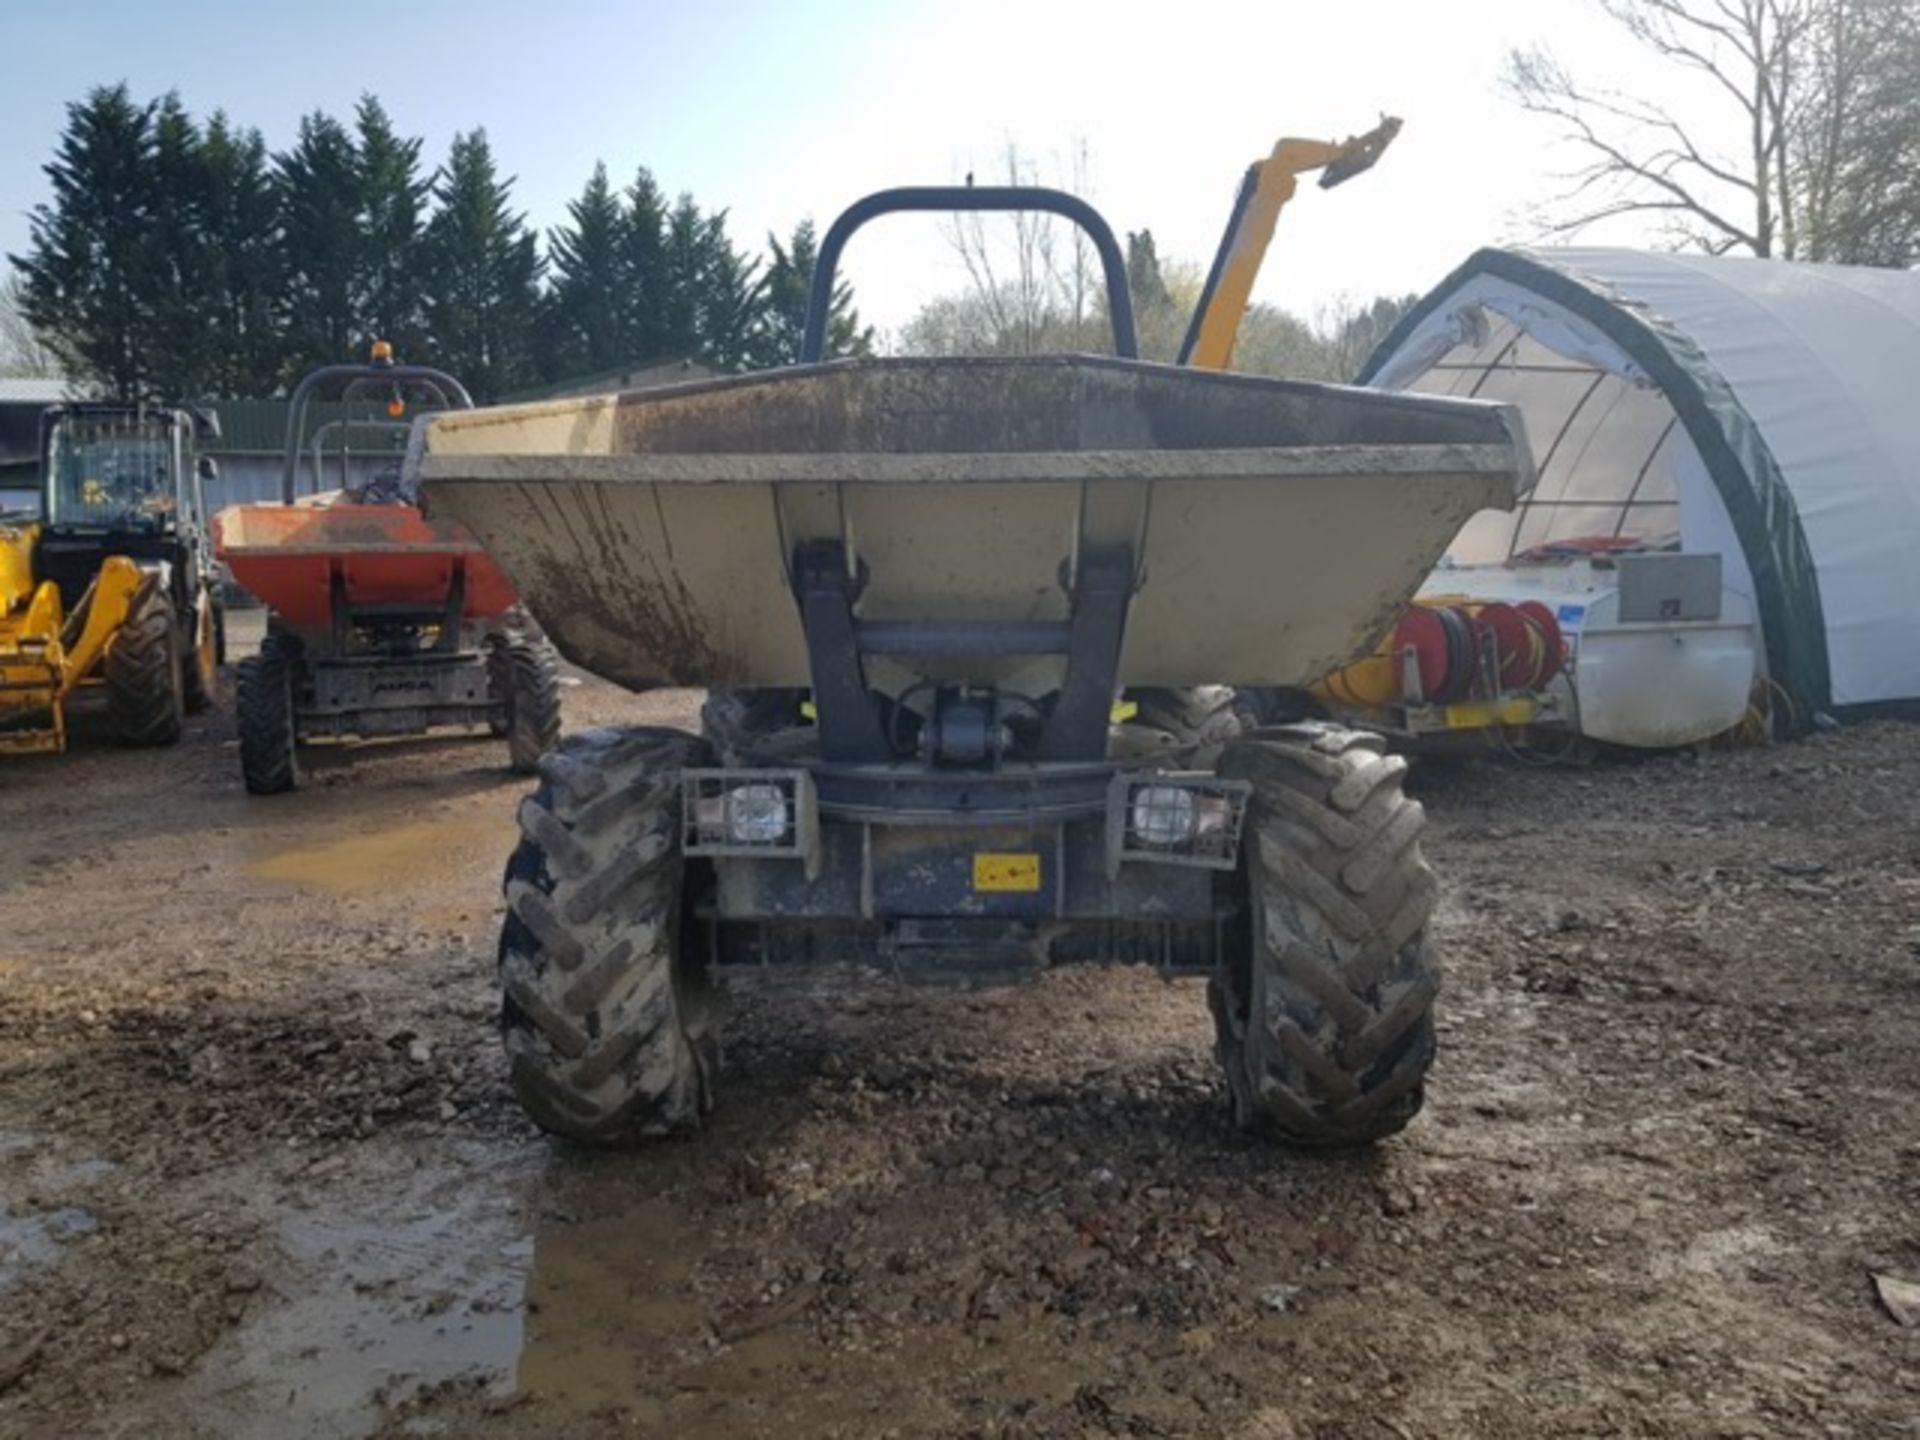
[499,727,721,1142]
[106,582,185,747]
[485,634,511,737]
[235,636,299,794]
[1210,723,1439,1147]
[492,631,562,773]
[700,688,811,763]
[1113,686,1250,766]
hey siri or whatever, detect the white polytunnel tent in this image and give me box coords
[1358,245,1920,737]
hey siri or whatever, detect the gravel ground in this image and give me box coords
[1,613,1917,1439]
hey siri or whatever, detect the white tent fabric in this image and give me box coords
[1372,273,1762,616]
[1360,246,1920,718]
[1558,250,1920,711]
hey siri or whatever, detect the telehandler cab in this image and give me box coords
[0,403,222,754]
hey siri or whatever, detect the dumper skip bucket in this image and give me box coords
[418,355,1528,693]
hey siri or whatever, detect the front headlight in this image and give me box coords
[1108,773,1252,875]
[725,783,790,845]
[683,768,816,870]
[1130,784,1198,847]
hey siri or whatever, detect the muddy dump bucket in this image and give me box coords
[419,356,1528,690]
[214,502,518,630]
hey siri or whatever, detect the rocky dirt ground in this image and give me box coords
[1,612,1918,1439]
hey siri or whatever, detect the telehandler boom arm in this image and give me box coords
[56,558,147,699]
[1178,116,1402,371]
[0,532,145,754]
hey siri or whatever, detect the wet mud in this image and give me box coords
[1,611,1917,1437]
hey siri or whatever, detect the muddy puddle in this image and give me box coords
[0,1130,115,1292]
[169,1141,535,1439]
[513,1198,708,1422]
[247,817,504,895]
[137,1130,1019,1439]
[0,1205,98,1288]
[142,1139,725,1438]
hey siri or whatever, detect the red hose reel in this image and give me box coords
[1384,600,1566,704]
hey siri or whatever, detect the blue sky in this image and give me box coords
[0,0,1648,339]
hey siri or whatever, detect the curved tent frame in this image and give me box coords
[1359,247,1830,728]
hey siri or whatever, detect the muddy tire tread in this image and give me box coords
[1211,722,1439,1147]
[1115,686,1251,766]
[105,582,184,747]
[500,632,563,773]
[700,688,811,764]
[235,638,299,794]
[500,726,718,1143]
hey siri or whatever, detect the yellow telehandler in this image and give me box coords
[1180,116,1402,370]
[0,403,223,754]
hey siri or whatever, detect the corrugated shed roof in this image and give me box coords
[0,395,423,465]
[0,377,93,403]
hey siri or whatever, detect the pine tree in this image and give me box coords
[546,162,627,378]
[619,168,670,363]
[15,86,895,398]
[11,84,159,397]
[753,218,872,367]
[144,94,221,398]
[1127,230,1171,314]
[656,193,706,361]
[275,112,363,380]
[1126,228,1186,361]
[354,96,429,359]
[200,113,281,396]
[420,129,544,399]
[695,208,763,371]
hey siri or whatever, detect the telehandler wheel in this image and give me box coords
[235,640,300,794]
[492,631,562,773]
[1113,686,1251,766]
[183,595,218,715]
[105,583,185,747]
[1210,723,1439,1147]
[499,727,721,1143]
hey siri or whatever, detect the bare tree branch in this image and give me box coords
[1504,1,1822,257]
[927,139,1107,356]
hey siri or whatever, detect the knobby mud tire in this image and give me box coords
[1112,686,1251,767]
[499,727,721,1143]
[235,637,299,794]
[495,632,563,773]
[1210,723,1439,1147]
[105,582,185,747]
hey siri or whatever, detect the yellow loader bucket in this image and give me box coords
[0,526,151,755]
[0,521,59,753]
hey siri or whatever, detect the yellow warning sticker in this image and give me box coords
[973,852,1042,892]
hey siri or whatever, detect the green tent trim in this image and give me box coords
[1358,247,1831,730]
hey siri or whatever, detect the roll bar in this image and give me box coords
[280,362,473,503]
[801,186,1138,363]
